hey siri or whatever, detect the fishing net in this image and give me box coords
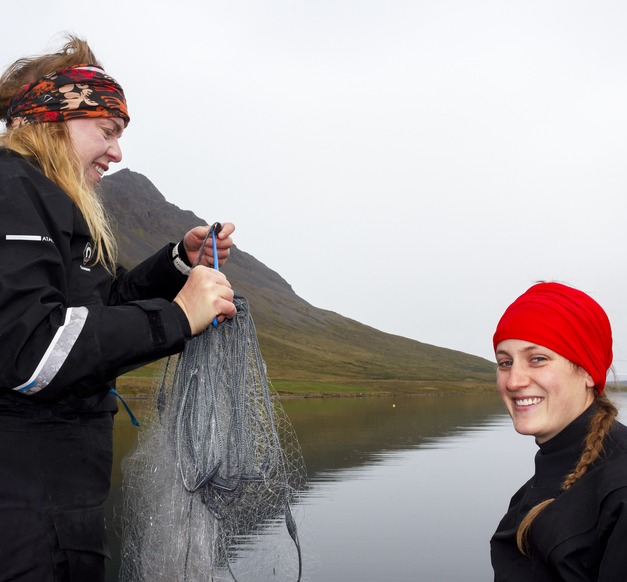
[118,292,308,581]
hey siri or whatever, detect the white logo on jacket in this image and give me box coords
[82,242,94,271]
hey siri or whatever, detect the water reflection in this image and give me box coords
[282,393,504,479]
[106,391,627,581]
[298,414,534,581]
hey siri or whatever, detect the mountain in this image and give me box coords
[100,169,496,396]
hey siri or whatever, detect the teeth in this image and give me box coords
[515,397,543,406]
[94,164,104,176]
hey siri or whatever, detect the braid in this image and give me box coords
[563,394,617,489]
[516,392,618,556]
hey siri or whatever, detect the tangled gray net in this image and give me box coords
[119,294,308,581]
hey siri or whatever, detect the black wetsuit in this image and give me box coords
[0,149,191,581]
[491,404,627,581]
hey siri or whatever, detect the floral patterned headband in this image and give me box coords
[5,64,130,128]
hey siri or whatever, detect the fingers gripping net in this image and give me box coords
[119,295,307,581]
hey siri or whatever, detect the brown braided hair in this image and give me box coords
[516,390,618,555]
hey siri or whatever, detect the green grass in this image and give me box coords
[120,360,163,378]
[117,361,496,400]
[270,380,381,396]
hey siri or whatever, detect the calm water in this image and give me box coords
[105,391,627,581]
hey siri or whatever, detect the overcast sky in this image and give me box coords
[4,1,627,375]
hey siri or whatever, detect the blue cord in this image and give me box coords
[191,223,222,328]
[110,387,140,427]
[212,227,219,327]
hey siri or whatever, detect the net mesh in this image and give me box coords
[119,294,308,581]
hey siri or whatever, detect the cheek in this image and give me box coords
[70,132,103,164]
[495,374,508,397]
[70,135,90,163]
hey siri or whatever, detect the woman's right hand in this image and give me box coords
[173,266,236,335]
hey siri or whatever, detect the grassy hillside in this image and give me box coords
[101,169,496,397]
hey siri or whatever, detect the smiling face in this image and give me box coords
[495,339,596,443]
[66,116,124,185]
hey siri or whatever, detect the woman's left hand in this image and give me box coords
[183,222,235,268]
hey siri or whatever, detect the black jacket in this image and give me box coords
[0,148,191,410]
[491,404,627,581]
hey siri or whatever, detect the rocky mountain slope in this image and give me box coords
[101,169,495,395]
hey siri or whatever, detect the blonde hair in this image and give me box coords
[516,390,618,555]
[0,35,117,271]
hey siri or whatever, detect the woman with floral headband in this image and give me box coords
[0,36,237,581]
[490,282,627,581]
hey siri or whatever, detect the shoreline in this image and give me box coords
[117,374,627,401]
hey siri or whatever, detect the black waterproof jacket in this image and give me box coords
[0,148,191,409]
[491,404,627,581]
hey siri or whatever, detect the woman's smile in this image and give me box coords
[496,339,595,443]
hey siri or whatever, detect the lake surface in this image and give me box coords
[105,391,627,581]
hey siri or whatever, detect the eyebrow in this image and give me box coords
[103,117,124,134]
[495,344,541,357]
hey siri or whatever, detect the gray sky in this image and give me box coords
[4,1,627,374]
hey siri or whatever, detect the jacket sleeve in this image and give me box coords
[598,490,627,581]
[109,243,189,304]
[0,170,191,402]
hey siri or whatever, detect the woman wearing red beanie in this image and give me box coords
[490,282,627,581]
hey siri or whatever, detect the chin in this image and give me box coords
[512,422,539,438]
[86,171,101,185]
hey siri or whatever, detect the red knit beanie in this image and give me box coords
[493,282,613,392]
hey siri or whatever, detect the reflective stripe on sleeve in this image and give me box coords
[13,306,88,395]
[6,235,43,241]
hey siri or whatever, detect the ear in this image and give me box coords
[583,372,595,389]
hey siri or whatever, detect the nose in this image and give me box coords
[506,362,530,391]
[107,139,123,163]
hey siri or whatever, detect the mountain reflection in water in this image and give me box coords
[282,393,504,479]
